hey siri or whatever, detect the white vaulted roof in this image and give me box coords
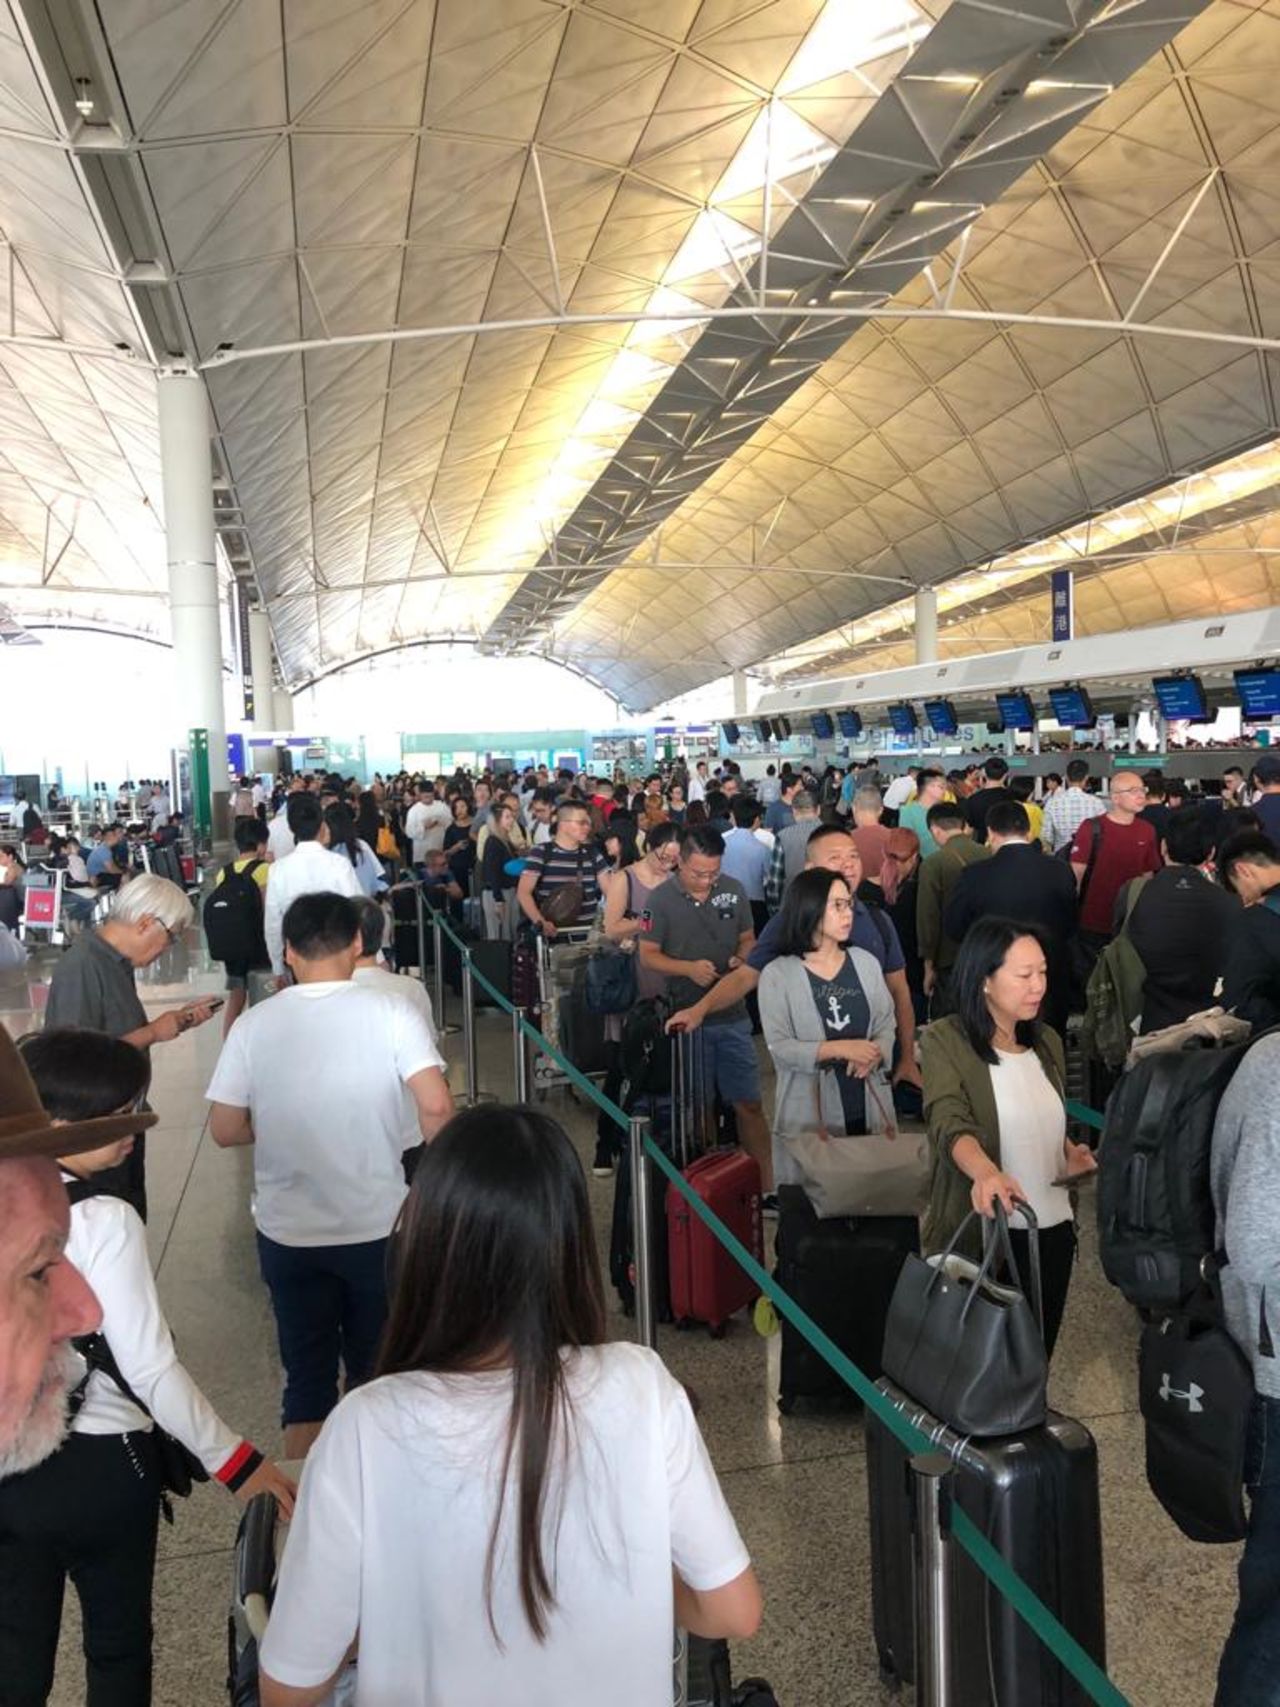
[5,0,1280,707]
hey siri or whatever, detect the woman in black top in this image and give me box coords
[480,802,519,941]
[444,796,476,892]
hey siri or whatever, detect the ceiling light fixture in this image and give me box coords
[73,78,94,116]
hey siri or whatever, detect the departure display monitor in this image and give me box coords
[1235,668,1280,720]
[722,720,740,744]
[754,718,773,742]
[773,716,792,739]
[888,702,918,737]
[837,709,863,739]
[996,691,1035,732]
[1048,685,1095,728]
[811,712,834,740]
[924,698,958,736]
[1152,674,1209,722]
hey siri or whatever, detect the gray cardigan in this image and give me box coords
[758,948,897,1188]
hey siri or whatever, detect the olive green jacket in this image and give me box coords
[920,1014,1066,1255]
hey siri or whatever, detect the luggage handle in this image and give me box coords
[982,1199,1045,1341]
[236,1491,278,1604]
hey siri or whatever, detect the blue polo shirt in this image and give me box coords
[747,900,905,976]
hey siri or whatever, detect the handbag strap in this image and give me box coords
[971,1201,1045,1333]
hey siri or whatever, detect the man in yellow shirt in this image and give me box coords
[211,819,270,1034]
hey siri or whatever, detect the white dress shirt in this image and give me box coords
[263,838,364,972]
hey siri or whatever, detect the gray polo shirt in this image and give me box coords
[44,927,147,1041]
[642,875,753,1024]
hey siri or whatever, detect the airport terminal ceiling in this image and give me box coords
[7,0,1280,708]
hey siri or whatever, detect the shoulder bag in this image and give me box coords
[881,1201,1048,1437]
[73,1330,209,1517]
[537,845,587,926]
[585,871,639,1014]
[783,1075,929,1219]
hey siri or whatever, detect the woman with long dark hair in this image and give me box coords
[258,1106,760,1706]
[323,802,385,898]
[920,916,1096,1356]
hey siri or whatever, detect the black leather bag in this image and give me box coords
[76,1332,209,1504]
[881,1203,1048,1437]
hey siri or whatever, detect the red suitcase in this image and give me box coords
[667,1149,762,1335]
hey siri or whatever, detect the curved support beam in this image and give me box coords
[195,304,1280,369]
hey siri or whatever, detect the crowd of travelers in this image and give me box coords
[5,744,1280,1703]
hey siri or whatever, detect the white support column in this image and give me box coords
[732,669,749,717]
[915,586,938,665]
[157,369,228,839]
[247,607,274,734]
[273,686,295,733]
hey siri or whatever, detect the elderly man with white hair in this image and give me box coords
[0,1028,155,1479]
[43,874,217,1218]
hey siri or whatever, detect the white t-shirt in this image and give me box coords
[206,980,444,1246]
[259,1343,749,1707]
[262,838,365,973]
[352,964,441,1147]
[405,800,451,859]
[989,1048,1071,1229]
[267,808,295,863]
[883,775,915,810]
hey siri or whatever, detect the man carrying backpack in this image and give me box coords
[1211,1033,1280,1705]
[203,820,270,1035]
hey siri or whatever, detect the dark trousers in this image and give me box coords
[1218,1394,1280,1706]
[256,1232,389,1426]
[0,1430,161,1707]
[1008,1218,1076,1361]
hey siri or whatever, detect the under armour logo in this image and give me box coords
[1158,1372,1204,1414]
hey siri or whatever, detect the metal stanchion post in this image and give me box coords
[629,1114,658,1351]
[462,949,478,1107]
[414,882,427,988]
[513,1007,530,1101]
[430,910,460,1037]
[911,1451,954,1707]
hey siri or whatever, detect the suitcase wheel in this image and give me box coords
[707,1321,726,1340]
[777,1392,795,1416]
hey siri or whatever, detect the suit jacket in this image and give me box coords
[944,842,1079,997]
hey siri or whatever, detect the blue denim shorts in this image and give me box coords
[698,1017,762,1107]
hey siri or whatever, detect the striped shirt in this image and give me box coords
[1041,786,1106,853]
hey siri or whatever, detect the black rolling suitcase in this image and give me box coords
[865,1374,1105,1704]
[469,937,513,1009]
[774,1186,917,1413]
[559,958,609,1075]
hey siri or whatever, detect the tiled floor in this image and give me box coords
[1,935,1241,1707]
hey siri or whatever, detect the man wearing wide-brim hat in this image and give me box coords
[0,1029,156,1479]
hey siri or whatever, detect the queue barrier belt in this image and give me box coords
[436,912,1129,1707]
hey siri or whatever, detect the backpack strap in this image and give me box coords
[1120,871,1152,933]
[1076,814,1105,909]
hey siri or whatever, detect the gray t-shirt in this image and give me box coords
[44,928,147,1040]
[641,875,753,1024]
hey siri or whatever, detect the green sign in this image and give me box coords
[188,727,211,846]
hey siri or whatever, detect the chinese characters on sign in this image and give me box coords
[1051,569,1074,643]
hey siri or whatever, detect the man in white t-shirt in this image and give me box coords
[207,891,454,1459]
[687,761,709,804]
[404,784,451,864]
[262,793,363,974]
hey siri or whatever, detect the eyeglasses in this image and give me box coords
[828,898,854,914]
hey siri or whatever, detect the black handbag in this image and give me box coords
[1138,1304,1252,1543]
[881,1203,1048,1437]
[585,945,638,1014]
[75,1331,209,1507]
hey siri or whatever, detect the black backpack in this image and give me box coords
[1097,1032,1262,1312]
[618,997,673,1106]
[202,860,266,965]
